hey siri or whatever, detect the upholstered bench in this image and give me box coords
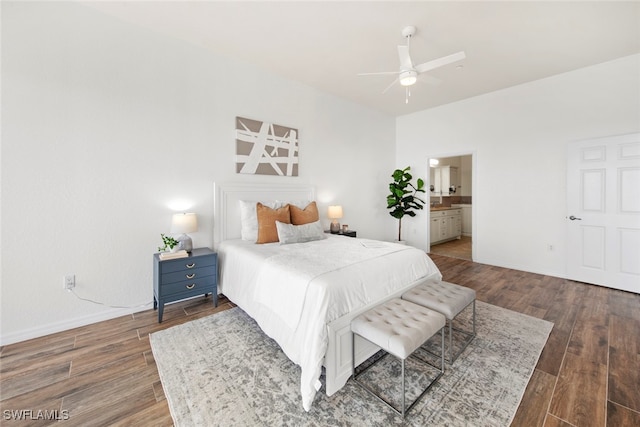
[402,280,476,364]
[351,298,445,417]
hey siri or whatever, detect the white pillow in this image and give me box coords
[276,200,310,209]
[275,220,326,244]
[239,200,280,241]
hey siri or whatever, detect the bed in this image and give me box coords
[213,182,442,411]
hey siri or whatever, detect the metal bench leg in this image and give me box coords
[401,358,406,417]
[449,320,453,362]
[442,324,445,374]
[473,300,476,335]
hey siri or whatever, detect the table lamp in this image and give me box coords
[328,205,343,234]
[171,213,197,252]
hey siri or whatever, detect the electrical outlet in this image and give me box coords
[63,274,75,291]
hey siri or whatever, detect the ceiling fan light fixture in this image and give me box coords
[399,70,417,86]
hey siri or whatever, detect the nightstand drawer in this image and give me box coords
[160,265,216,286]
[160,255,216,274]
[161,277,215,297]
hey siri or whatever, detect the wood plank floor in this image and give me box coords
[429,236,472,260]
[1,255,639,426]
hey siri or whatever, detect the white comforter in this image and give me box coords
[218,236,441,411]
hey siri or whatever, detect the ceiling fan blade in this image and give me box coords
[397,45,413,70]
[357,71,400,76]
[382,77,399,94]
[415,51,466,74]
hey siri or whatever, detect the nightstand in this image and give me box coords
[325,230,357,238]
[153,247,217,323]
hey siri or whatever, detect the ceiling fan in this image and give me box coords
[358,26,466,104]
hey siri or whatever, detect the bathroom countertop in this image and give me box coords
[430,206,462,211]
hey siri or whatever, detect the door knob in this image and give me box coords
[569,215,582,221]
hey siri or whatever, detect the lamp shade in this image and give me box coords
[327,205,343,219]
[171,213,198,234]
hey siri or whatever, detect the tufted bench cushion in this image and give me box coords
[351,298,445,359]
[402,280,475,320]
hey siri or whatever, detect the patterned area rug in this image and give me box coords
[150,301,553,426]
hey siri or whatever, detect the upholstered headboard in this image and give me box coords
[213,182,316,248]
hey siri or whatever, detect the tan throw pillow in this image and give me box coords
[290,201,319,225]
[256,203,291,243]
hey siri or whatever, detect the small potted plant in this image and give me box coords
[386,166,426,242]
[158,234,180,253]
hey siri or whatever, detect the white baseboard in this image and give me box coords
[473,256,567,281]
[0,305,150,346]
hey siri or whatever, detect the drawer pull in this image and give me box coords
[186,263,196,269]
[186,284,196,290]
[186,273,196,279]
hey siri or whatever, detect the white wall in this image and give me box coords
[397,54,640,277]
[0,2,396,344]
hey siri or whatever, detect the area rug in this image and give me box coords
[150,301,553,426]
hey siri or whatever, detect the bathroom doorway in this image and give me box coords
[427,154,473,261]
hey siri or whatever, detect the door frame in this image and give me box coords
[425,150,477,261]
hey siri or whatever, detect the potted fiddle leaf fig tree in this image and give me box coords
[387,166,426,242]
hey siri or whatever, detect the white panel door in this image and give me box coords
[567,133,640,293]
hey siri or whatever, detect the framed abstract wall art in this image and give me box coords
[235,116,299,176]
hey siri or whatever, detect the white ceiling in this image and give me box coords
[84,1,640,116]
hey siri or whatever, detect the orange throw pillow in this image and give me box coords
[290,201,320,225]
[256,203,291,243]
